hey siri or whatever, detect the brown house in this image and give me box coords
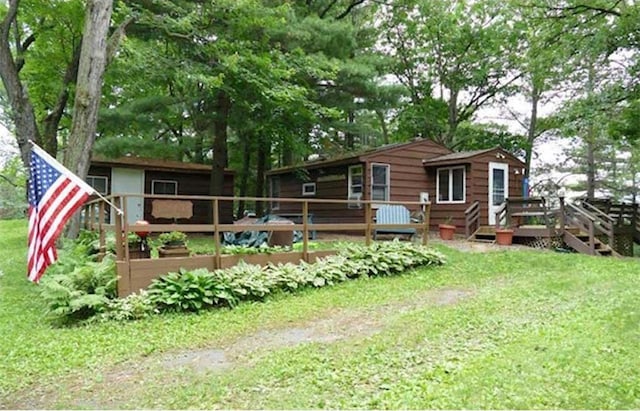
[266,139,525,232]
[87,156,235,224]
[421,147,526,230]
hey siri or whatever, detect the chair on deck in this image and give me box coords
[373,205,416,240]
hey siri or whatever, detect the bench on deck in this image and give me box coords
[373,205,416,240]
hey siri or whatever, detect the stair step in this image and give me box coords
[470,238,496,244]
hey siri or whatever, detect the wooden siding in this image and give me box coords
[144,170,234,224]
[270,139,451,224]
[364,140,450,213]
[273,164,365,224]
[86,166,112,194]
[427,151,525,232]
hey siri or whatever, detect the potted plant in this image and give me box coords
[158,231,187,248]
[495,224,514,246]
[438,217,456,241]
[158,231,189,258]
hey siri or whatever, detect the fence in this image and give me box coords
[82,194,432,296]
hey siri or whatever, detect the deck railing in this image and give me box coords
[464,201,480,239]
[562,201,615,255]
[81,194,432,296]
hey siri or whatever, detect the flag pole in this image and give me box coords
[28,140,124,215]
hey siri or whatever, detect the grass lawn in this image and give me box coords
[1,218,639,409]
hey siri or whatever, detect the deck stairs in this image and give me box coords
[562,229,617,257]
[464,197,625,257]
[468,225,496,243]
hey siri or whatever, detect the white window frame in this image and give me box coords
[370,163,390,203]
[151,179,178,195]
[270,176,280,210]
[436,166,466,204]
[86,175,108,195]
[302,182,316,196]
[348,165,363,209]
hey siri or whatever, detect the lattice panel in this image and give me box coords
[520,236,564,250]
[596,234,634,256]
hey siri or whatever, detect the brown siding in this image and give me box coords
[271,164,365,224]
[427,151,525,232]
[86,166,111,194]
[364,140,450,213]
[143,170,234,224]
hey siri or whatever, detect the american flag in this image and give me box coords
[27,144,95,283]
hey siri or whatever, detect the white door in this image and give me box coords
[111,167,145,224]
[488,162,508,225]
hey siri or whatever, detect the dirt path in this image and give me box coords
[6,287,473,409]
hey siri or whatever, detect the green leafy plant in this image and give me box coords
[99,290,158,321]
[158,231,187,247]
[39,256,118,323]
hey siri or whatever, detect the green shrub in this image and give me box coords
[143,241,446,316]
[99,290,158,321]
[39,256,117,323]
[148,268,240,312]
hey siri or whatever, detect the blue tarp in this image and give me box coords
[222,214,302,247]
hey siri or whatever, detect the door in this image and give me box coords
[111,167,145,224]
[488,162,509,225]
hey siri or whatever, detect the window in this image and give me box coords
[348,165,363,208]
[152,180,177,195]
[437,166,465,203]
[371,163,390,202]
[270,177,280,210]
[86,175,108,195]
[302,182,316,196]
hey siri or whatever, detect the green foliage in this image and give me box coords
[99,289,158,321]
[158,231,187,246]
[145,241,446,315]
[0,156,27,220]
[148,268,239,312]
[38,256,117,323]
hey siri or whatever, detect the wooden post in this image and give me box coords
[98,201,106,258]
[214,198,221,268]
[365,202,372,246]
[558,195,566,236]
[422,202,431,246]
[89,203,96,230]
[302,201,309,262]
[114,196,124,261]
[123,195,130,262]
[588,221,595,255]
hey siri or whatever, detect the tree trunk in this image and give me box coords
[236,132,252,217]
[64,0,113,238]
[376,110,389,145]
[64,0,113,178]
[586,140,596,201]
[0,0,41,167]
[209,90,231,196]
[254,137,269,217]
[446,88,459,148]
[42,44,82,157]
[524,85,540,180]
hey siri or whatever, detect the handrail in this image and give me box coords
[579,200,616,223]
[81,194,434,262]
[566,202,615,252]
[494,202,507,229]
[464,201,480,238]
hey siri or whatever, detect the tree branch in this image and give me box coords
[336,0,366,20]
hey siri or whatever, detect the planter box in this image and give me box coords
[158,246,190,258]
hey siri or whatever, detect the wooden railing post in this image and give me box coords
[588,220,595,255]
[99,201,106,258]
[422,202,431,246]
[114,196,124,261]
[558,196,566,237]
[302,201,309,261]
[365,202,372,246]
[214,198,221,268]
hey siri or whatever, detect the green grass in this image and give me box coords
[1,219,639,409]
